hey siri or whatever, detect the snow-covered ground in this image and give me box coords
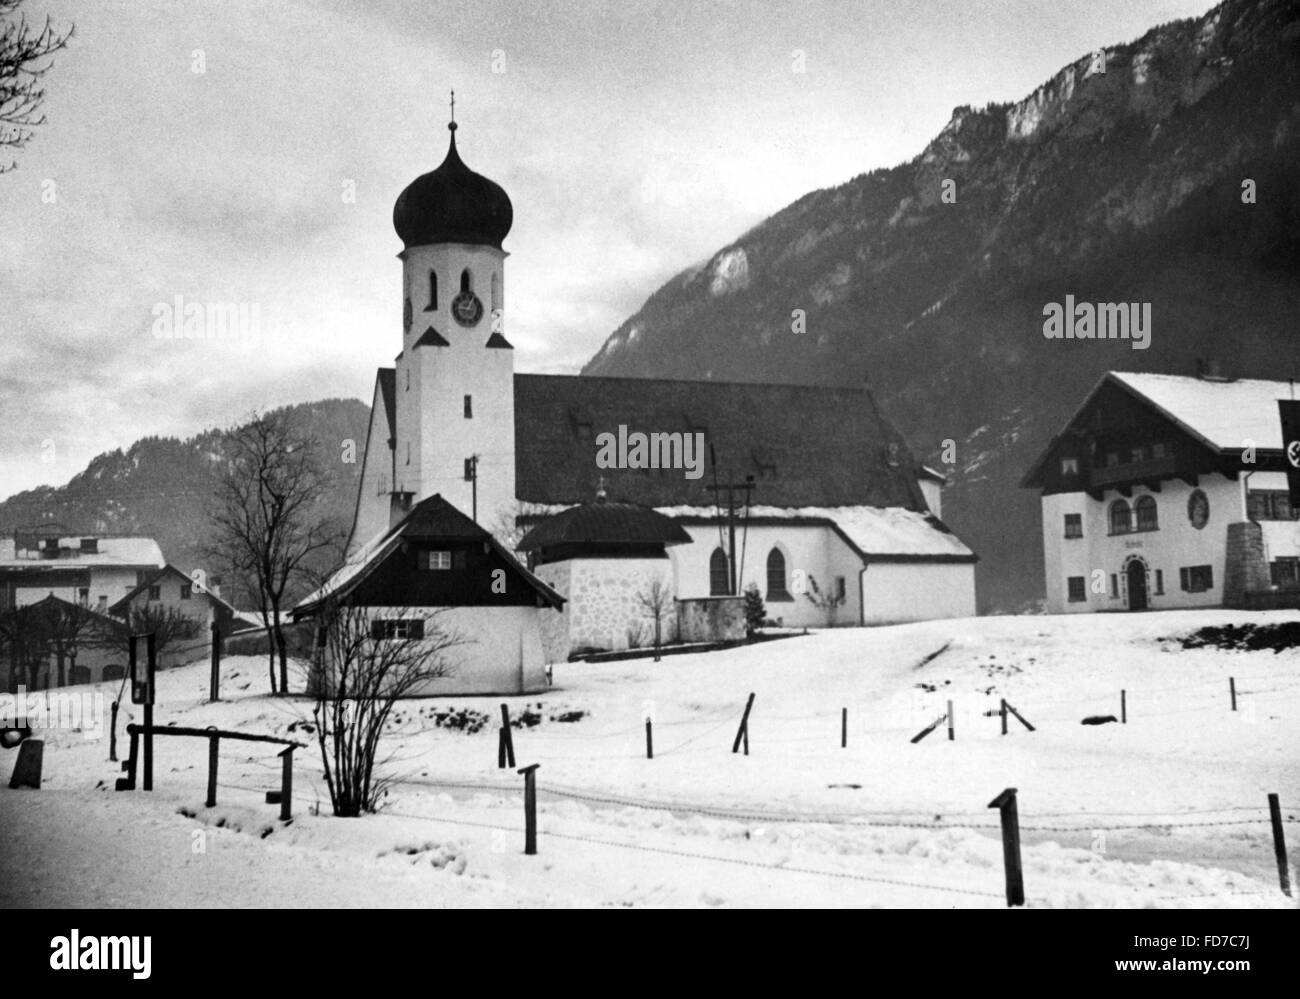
[2,610,1298,908]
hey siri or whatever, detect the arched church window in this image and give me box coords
[460,269,472,293]
[709,547,730,596]
[766,548,789,599]
[491,272,500,311]
[427,271,437,311]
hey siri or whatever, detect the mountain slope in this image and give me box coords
[581,0,1300,611]
[0,399,370,597]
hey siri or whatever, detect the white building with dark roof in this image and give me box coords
[332,114,978,644]
[1023,370,1300,613]
[0,531,165,614]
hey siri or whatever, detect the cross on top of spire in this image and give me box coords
[449,89,456,132]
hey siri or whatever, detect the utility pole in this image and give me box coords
[705,475,755,595]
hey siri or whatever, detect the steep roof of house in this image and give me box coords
[1021,370,1300,488]
[1109,371,1299,451]
[23,594,128,631]
[512,374,928,509]
[108,564,240,617]
[517,499,692,551]
[295,493,563,616]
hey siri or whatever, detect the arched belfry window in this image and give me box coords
[460,269,472,294]
[709,547,730,596]
[766,548,790,599]
[491,272,501,311]
[427,271,437,311]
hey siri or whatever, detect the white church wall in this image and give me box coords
[861,562,976,624]
[348,382,395,557]
[671,523,862,628]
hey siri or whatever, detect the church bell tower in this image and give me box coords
[389,94,516,529]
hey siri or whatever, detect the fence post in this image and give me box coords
[1000,699,1008,736]
[497,727,507,769]
[142,633,156,792]
[109,701,119,762]
[205,730,219,808]
[279,746,294,821]
[1229,677,1237,712]
[987,787,1025,907]
[500,704,516,768]
[517,763,540,855]
[1121,689,1127,724]
[731,692,755,754]
[645,718,653,760]
[115,727,139,791]
[209,622,221,703]
[947,700,954,741]
[1268,793,1291,897]
[841,707,847,748]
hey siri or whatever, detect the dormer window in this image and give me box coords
[426,271,437,311]
[1060,457,1079,476]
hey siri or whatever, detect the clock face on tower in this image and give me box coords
[452,290,483,327]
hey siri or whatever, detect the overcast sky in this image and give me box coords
[0,0,1218,501]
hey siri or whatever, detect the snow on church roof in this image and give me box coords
[1111,371,1300,451]
[656,505,977,562]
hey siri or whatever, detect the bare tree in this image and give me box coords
[803,574,846,627]
[31,598,121,686]
[0,602,43,690]
[309,603,462,816]
[0,0,73,174]
[125,603,202,666]
[208,412,344,696]
[636,579,673,662]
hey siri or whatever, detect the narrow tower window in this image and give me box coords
[491,272,500,311]
[464,394,473,418]
[427,271,437,311]
[460,269,472,293]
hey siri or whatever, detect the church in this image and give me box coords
[301,109,977,690]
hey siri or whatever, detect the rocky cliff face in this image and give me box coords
[582,0,1300,611]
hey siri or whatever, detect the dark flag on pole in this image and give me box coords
[1279,400,1300,507]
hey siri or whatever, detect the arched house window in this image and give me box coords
[709,547,730,596]
[1135,495,1158,532]
[766,547,791,601]
[1109,499,1132,535]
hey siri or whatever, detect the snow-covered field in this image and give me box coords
[2,610,1298,908]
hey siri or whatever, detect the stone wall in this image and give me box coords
[1223,521,1270,609]
[676,596,745,644]
[536,557,675,659]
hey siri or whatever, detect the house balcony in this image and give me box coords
[1090,454,1177,491]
